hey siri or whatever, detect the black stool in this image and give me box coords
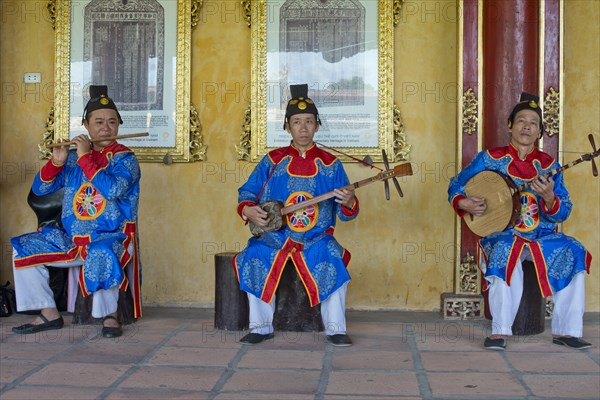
[512,260,545,335]
[214,252,249,331]
[214,252,323,332]
[72,287,135,325]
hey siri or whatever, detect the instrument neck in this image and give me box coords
[280,173,384,215]
[517,154,593,191]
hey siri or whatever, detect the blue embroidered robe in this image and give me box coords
[448,144,591,296]
[11,142,142,317]
[234,144,359,306]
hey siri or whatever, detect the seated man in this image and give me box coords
[234,84,359,346]
[448,92,592,350]
[11,86,142,338]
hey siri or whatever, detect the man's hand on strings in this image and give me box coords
[531,175,555,209]
[334,188,356,208]
[458,196,487,216]
[244,205,269,226]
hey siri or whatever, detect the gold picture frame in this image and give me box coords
[48,0,199,162]
[247,0,395,162]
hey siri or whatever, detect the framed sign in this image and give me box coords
[51,0,195,162]
[248,0,395,162]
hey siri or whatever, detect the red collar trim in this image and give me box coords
[488,145,555,180]
[267,144,337,177]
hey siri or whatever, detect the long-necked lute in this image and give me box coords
[463,143,600,237]
[249,163,414,237]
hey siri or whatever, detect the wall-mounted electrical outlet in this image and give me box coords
[24,72,41,83]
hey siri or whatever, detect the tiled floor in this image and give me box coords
[1,308,598,400]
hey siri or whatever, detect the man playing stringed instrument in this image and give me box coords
[448,93,592,350]
[10,86,142,338]
[234,84,358,346]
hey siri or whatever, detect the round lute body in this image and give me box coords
[463,171,521,237]
[249,200,286,237]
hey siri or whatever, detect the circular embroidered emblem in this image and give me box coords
[99,96,109,105]
[73,183,106,220]
[289,99,298,105]
[286,192,318,232]
[529,100,537,108]
[298,101,307,110]
[515,192,539,232]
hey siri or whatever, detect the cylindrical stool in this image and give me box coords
[512,260,545,335]
[72,287,135,325]
[214,252,249,331]
[273,261,323,332]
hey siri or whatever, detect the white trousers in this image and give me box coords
[488,255,585,337]
[248,282,348,336]
[12,248,119,319]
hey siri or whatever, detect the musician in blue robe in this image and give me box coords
[448,92,592,350]
[234,84,359,346]
[11,86,141,338]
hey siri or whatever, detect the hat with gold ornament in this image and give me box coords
[283,84,321,129]
[508,92,544,136]
[82,85,123,125]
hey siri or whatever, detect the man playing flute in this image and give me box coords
[10,85,142,338]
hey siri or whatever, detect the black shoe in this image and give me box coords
[240,332,274,345]
[553,336,592,349]
[484,337,506,350]
[12,314,64,334]
[101,315,122,338]
[327,334,353,347]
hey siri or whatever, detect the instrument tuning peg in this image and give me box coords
[384,179,390,200]
[589,134,598,151]
[392,177,404,197]
[588,134,598,177]
[381,149,404,198]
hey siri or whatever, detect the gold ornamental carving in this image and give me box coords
[47,0,57,30]
[191,0,203,28]
[393,0,404,26]
[442,294,483,320]
[458,252,480,294]
[445,300,482,320]
[393,104,411,162]
[462,88,478,135]
[543,87,560,137]
[39,108,55,160]
[236,106,252,161]
[241,0,252,27]
[189,104,207,161]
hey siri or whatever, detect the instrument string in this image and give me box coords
[315,141,383,171]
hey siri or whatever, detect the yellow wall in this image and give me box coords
[562,1,600,310]
[1,1,598,311]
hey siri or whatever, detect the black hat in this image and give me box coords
[82,85,123,125]
[508,92,544,137]
[283,84,321,129]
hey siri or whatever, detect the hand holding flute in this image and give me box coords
[49,132,149,165]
